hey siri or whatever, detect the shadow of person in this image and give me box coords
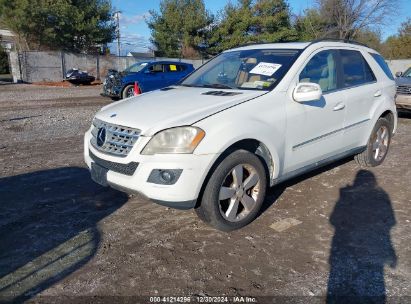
[327,170,397,304]
[0,167,128,303]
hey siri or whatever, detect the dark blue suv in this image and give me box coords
[102,61,195,99]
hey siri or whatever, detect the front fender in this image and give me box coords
[122,76,144,89]
[194,118,285,180]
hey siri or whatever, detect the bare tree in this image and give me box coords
[317,0,399,39]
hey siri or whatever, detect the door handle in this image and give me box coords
[333,103,345,111]
[374,90,382,97]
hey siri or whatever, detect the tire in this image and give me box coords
[122,84,141,99]
[354,117,392,167]
[195,150,267,231]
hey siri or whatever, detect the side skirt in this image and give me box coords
[271,146,366,186]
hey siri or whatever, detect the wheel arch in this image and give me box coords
[379,110,395,133]
[224,139,275,181]
[121,81,142,97]
[364,105,397,146]
[194,138,276,208]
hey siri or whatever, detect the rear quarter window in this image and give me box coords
[369,53,395,80]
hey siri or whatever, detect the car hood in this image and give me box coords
[395,77,411,86]
[95,86,267,136]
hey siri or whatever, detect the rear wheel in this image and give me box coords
[195,150,267,231]
[354,117,392,167]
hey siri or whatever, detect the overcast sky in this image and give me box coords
[111,0,411,55]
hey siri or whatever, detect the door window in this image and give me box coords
[166,64,186,72]
[299,50,338,93]
[149,64,164,73]
[340,50,376,87]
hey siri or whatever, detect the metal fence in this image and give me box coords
[10,51,205,83]
[7,50,411,84]
[386,59,411,75]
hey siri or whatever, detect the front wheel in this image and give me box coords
[122,84,142,99]
[354,117,392,167]
[195,150,267,231]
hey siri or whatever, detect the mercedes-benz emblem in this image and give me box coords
[97,127,106,147]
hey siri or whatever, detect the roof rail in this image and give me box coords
[307,38,369,48]
[236,41,280,48]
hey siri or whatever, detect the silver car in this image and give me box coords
[395,67,411,110]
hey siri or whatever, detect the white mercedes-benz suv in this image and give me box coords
[85,40,397,231]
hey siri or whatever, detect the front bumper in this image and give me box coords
[102,80,122,98]
[84,130,218,209]
[395,94,411,110]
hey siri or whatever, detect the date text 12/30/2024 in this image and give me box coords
[149,296,257,303]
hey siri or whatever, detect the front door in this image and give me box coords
[143,63,166,91]
[284,49,347,173]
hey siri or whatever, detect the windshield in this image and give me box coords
[124,62,148,73]
[403,67,411,77]
[181,49,301,90]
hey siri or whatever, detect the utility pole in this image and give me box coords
[114,11,121,56]
[114,10,121,70]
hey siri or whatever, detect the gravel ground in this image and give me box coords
[0,84,410,303]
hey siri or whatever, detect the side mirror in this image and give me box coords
[144,70,153,74]
[293,82,322,102]
[395,71,403,77]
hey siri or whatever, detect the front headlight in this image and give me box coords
[141,126,205,155]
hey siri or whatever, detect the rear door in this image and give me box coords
[338,49,379,149]
[164,64,189,85]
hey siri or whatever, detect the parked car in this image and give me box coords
[395,67,411,110]
[85,40,397,231]
[102,61,194,99]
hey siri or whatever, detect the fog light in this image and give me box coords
[160,170,174,183]
[147,169,183,185]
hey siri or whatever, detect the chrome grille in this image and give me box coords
[396,85,411,95]
[90,118,141,157]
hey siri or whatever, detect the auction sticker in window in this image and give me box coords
[250,62,282,76]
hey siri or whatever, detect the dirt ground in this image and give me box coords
[0,84,410,303]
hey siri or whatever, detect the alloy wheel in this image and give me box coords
[218,164,261,222]
[372,125,389,161]
[126,87,135,97]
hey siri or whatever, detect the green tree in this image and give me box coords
[0,0,116,52]
[382,18,411,59]
[208,0,297,54]
[147,0,213,58]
